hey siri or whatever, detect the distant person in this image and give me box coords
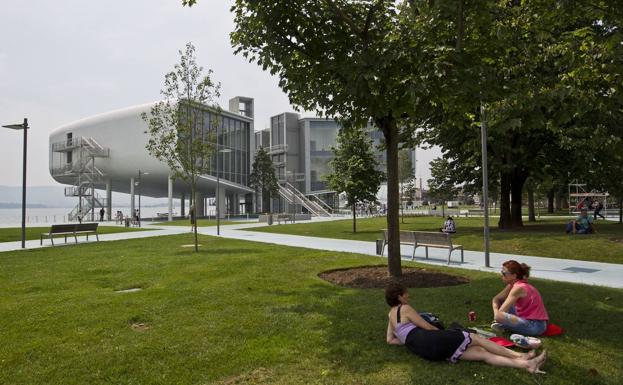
[385,282,546,373]
[189,205,196,230]
[440,216,456,233]
[491,260,549,336]
[565,207,594,234]
[99,207,105,222]
[593,201,605,221]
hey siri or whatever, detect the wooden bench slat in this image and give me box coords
[380,229,464,264]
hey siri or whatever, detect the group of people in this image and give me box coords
[385,260,548,374]
[114,209,140,227]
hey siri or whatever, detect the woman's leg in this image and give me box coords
[469,333,534,359]
[460,346,546,373]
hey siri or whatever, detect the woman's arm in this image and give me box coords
[403,305,438,331]
[386,317,402,345]
[498,286,525,313]
[492,284,512,313]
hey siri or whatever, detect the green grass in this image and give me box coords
[249,216,623,264]
[0,234,621,384]
[149,218,248,227]
[0,225,148,243]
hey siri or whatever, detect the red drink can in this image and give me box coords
[468,311,477,321]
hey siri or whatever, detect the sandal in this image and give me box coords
[510,334,542,349]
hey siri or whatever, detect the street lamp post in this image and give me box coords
[137,170,149,227]
[3,118,29,249]
[480,103,491,268]
[216,147,232,236]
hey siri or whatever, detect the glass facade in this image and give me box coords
[195,107,251,186]
[309,120,338,192]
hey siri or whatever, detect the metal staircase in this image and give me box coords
[51,136,109,221]
[278,182,332,217]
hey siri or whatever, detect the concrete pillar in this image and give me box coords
[196,191,204,218]
[217,187,226,219]
[180,193,185,217]
[106,179,112,221]
[167,175,173,221]
[130,177,135,218]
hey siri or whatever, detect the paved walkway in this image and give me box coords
[1,219,621,289]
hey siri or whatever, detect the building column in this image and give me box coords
[167,175,173,221]
[180,193,185,217]
[196,191,204,218]
[130,177,135,218]
[217,187,226,219]
[106,179,112,221]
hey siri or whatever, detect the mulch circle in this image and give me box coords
[319,265,469,289]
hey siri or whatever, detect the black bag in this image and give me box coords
[419,312,445,330]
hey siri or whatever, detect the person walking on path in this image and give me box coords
[385,282,547,373]
[99,208,105,222]
[594,201,605,221]
[491,261,549,336]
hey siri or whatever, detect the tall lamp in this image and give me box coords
[216,147,232,236]
[3,118,29,248]
[137,170,149,227]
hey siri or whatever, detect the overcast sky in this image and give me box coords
[0,0,437,189]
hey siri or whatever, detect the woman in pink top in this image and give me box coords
[385,282,546,373]
[491,260,549,336]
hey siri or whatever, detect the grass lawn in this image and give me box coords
[149,218,248,227]
[0,234,621,384]
[0,225,149,243]
[248,216,623,264]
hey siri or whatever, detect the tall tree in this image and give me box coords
[398,149,414,223]
[219,1,433,277]
[142,42,220,252]
[427,157,461,218]
[327,127,383,233]
[249,147,279,215]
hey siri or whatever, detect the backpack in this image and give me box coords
[419,312,445,330]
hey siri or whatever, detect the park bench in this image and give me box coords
[468,209,484,217]
[381,229,464,264]
[276,213,293,224]
[40,223,100,246]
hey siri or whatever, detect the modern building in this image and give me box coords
[255,112,417,214]
[49,97,255,221]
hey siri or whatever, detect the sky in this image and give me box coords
[0,0,437,190]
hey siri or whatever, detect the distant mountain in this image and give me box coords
[0,185,74,208]
[0,185,174,208]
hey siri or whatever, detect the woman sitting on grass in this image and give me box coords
[491,260,549,336]
[385,282,546,373]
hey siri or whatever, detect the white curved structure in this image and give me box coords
[49,97,255,220]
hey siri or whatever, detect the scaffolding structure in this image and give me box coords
[568,180,610,214]
[51,136,109,221]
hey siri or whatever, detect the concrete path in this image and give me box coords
[1,218,621,289]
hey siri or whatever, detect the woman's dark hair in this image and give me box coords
[385,281,406,306]
[447,216,453,220]
[503,260,531,280]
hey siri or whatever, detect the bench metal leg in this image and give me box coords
[95,233,99,242]
[461,248,464,263]
[412,245,416,261]
[447,249,452,265]
[381,241,386,256]
[425,246,428,259]
[51,237,54,247]
[74,232,78,243]
[40,235,43,246]
[86,233,89,241]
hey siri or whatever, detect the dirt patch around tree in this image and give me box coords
[319,265,469,289]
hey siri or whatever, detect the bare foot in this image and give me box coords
[521,350,536,360]
[526,350,547,374]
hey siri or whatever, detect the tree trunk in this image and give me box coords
[379,116,401,278]
[400,184,405,223]
[555,192,563,211]
[510,173,526,227]
[352,204,357,233]
[619,197,622,224]
[527,186,536,222]
[547,188,554,213]
[498,173,512,229]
